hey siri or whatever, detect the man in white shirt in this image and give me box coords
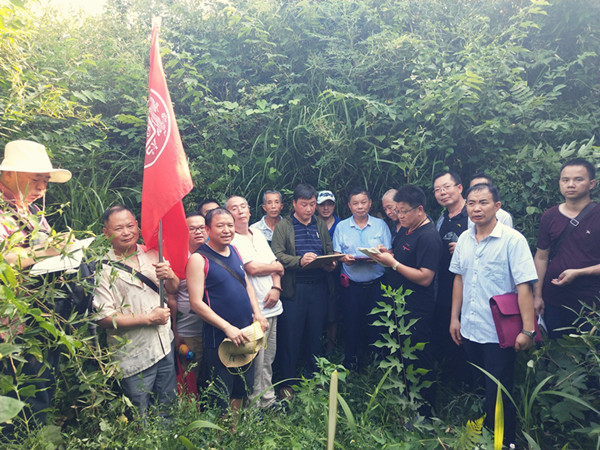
[227,195,284,408]
[449,183,536,445]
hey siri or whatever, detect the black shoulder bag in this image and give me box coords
[195,247,246,288]
[103,260,160,294]
[549,202,597,261]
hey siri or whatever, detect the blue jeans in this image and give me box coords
[120,348,177,415]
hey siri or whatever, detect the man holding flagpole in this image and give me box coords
[93,205,179,415]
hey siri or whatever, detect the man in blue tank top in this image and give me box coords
[187,208,268,414]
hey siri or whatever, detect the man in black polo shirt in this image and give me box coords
[272,183,336,399]
[373,185,442,415]
[433,170,469,383]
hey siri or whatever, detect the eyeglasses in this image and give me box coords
[433,184,456,194]
[188,226,206,233]
[394,206,418,216]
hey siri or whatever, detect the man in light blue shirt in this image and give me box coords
[333,187,391,370]
[449,183,537,446]
[250,190,284,245]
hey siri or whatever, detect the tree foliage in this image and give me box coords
[1,0,599,238]
[1,1,600,446]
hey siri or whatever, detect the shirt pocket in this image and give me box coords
[366,233,385,248]
[482,258,509,289]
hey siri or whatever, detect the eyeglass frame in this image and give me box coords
[433,183,457,194]
[394,205,419,216]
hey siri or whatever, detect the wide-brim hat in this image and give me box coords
[218,322,265,368]
[0,140,72,183]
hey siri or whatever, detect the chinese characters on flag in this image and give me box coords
[142,23,193,279]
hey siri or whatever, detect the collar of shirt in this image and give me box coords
[349,214,373,229]
[467,219,504,241]
[259,215,282,226]
[444,202,468,220]
[291,214,317,227]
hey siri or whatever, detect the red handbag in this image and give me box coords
[490,293,542,349]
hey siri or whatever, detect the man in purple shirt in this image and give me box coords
[534,158,600,338]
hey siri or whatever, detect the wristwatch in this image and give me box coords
[521,329,537,339]
[392,262,400,272]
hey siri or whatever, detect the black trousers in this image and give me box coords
[462,338,517,445]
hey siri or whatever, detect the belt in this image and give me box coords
[296,278,326,285]
[349,277,383,287]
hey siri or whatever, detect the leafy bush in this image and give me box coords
[2,0,600,447]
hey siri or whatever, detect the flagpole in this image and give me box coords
[159,218,165,307]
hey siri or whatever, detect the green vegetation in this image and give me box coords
[1,0,600,447]
[2,0,599,236]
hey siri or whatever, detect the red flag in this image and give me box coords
[142,24,193,279]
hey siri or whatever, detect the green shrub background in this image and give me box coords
[1,0,600,447]
[2,0,599,240]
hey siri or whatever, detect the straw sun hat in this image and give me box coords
[0,140,72,183]
[218,322,265,368]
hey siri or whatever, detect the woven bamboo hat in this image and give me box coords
[0,140,72,183]
[218,322,265,368]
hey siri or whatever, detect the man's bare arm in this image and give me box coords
[371,252,435,286]
[244,260,284,276]
[264,272,282,309]
[533,248,549,316]
[449,274,463,346]
[245,273,268,331]
[515,282,536,351]
[186,253,250,346]
[551,263,600,286]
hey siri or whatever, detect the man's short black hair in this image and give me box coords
[262,190,282,204]
[348,186,370,200]
[394,185,426,209]
[561,158,596,180]
[433,170,462,187]
[198,198,220,212]
[185,210,204,219]
[466,183,500,203]
[293,183,317,201]
[471,172,493,184]
[102,205,135,225]
[205,207,233,228]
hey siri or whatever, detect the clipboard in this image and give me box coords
[301,253,345,270]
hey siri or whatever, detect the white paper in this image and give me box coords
[30,237,96,276]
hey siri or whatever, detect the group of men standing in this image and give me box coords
[2,139,600,445]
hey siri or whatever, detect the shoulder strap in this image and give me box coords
[549,202,597,260]
[195,247,247,288]
[101,259,159,294]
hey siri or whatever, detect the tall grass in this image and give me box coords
[50,148,140,235]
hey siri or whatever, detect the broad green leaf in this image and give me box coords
[0,396,25,422]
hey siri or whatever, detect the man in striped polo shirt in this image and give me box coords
[272,184,337,400]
